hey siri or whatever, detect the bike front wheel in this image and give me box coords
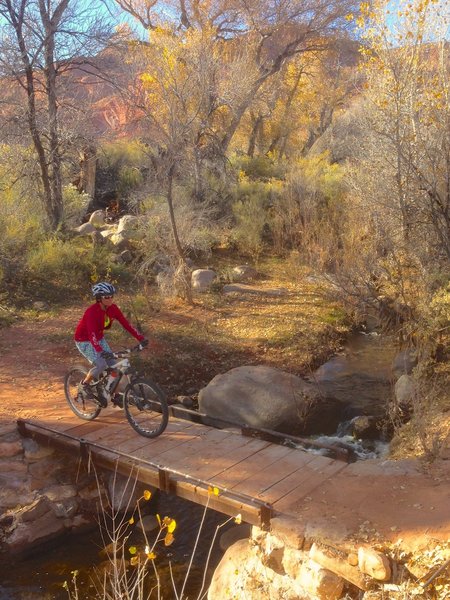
[64,367,101,421]
[123,378,169,438]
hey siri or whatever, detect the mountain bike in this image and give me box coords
[64,343,169,438]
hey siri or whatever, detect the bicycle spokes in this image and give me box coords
[64,367,101,421]
[124,379,168,438]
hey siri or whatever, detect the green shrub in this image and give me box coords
[232,196,267,261]
[231,154,286,180]
[98,140,148,199]
[62,184,90,228]
[230,175,283,260]
[99,140,148,169]
[25,238,130,302]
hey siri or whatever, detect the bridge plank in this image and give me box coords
[70,422,133,446]
[144,428,237,468]
[59,417,121,438]
[72,416,204,450]
[271,459,348,513]
[232,448,320,497]
[184,437,272,483]
[253,455,333,504]
[131,429,221,461]
[115,421,217,455]
[211,443,293,490]
[154,431,259,481]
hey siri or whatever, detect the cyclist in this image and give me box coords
[74,282,147,402]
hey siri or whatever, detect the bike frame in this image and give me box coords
[100,357,133,402]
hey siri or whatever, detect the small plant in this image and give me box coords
[63,470,243,600]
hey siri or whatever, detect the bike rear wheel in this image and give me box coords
[64,367,101,420]
[123,378,169,438]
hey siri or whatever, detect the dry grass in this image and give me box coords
[129,260,351,397]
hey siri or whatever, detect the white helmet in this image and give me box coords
[92,282,116,298]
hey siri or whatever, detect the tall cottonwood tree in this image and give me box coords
[356,0,450,258]
[114,0,360,158]
[0,0,113,230]
[328,0,450,341]
[111,0,359,300]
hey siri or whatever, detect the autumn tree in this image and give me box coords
[115,0,360,158]
[355,0,450,257]
[336,0,450,341]
[247,39,360,160]
[0,0,113,230]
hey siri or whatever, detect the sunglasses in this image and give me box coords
[102,295,114,299]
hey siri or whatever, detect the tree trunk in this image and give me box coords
[166,165,193,304]
[8,9,54,229]
[247,113,264,157]
[40,0,68,230]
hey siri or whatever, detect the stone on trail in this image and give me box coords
[191,269,216,292]
[198,365,342,436]
[232,265,258,282]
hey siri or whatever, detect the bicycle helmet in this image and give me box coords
[92,282,116,298]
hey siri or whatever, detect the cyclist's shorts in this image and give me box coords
[75,339,112,364]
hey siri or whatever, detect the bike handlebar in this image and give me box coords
[113,343,146,359]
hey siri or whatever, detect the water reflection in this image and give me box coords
[0,493,231,599]
[310,332,397,415]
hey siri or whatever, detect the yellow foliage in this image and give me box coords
[140,72,156,86]
[167,518,177,533]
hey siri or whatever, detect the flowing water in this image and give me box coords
[305,331,398,460]
[1,331,398,597]
[311,331,397,415]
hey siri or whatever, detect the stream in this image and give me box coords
[0,331,398,598]
[306,330,398,460]
[0,493,231,600]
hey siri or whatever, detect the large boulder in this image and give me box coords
[198,365,342,436]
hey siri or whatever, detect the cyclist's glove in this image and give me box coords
[100,351,115,360]
[140,339,149,348]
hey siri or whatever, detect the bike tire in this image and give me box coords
[123,378,169,438]
[64,366,101,421]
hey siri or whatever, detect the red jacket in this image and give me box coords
[74,302,144,352]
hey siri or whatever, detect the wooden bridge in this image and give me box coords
[17,405,349,529]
